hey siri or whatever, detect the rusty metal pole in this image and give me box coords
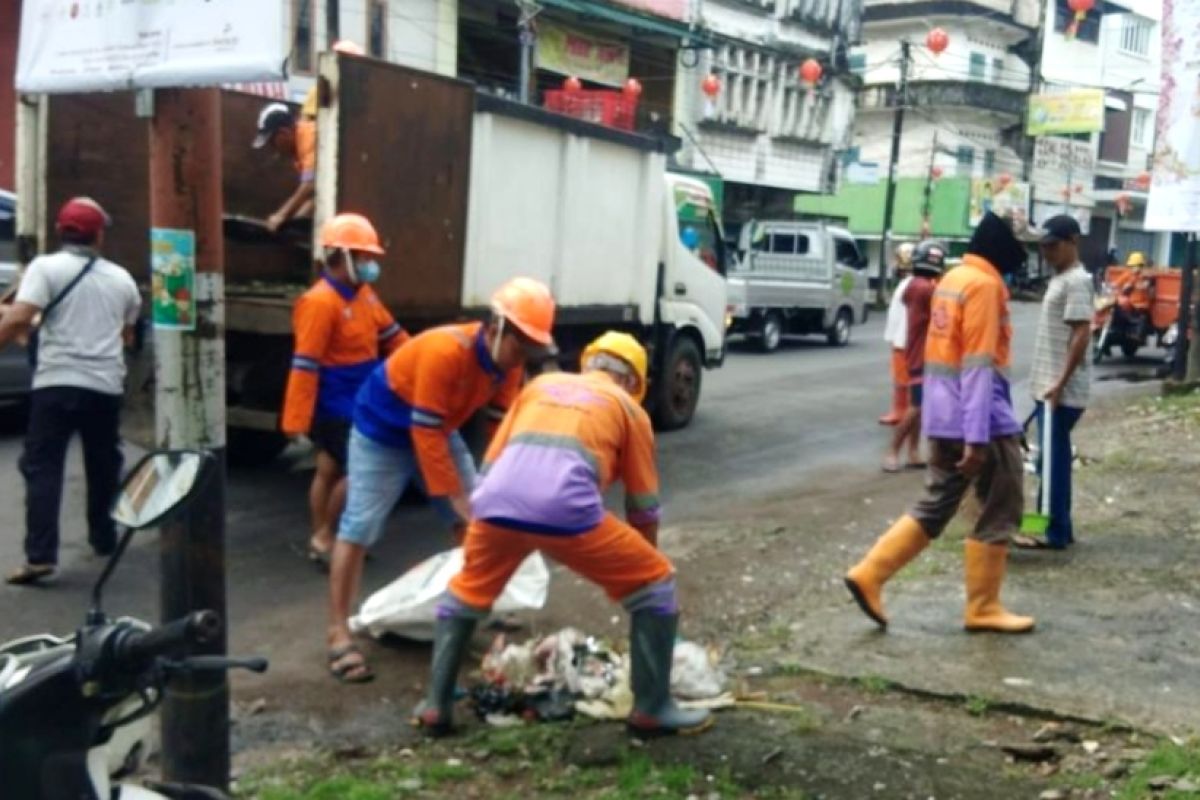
[148,87,230,789]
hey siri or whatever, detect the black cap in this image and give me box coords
[253,103,295,149]
[1040,214,1082,245]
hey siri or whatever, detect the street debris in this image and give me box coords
[349,549,549,641]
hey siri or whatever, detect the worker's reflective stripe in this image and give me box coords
[507,432,601,476]
[925,362,961,379]
[485,405,507,421]
[626,492,660,511]
[379,323,402,341]
[292,355,320,372]
[933,287,966,304]
[411,407,444,428]
[963,354,996,369]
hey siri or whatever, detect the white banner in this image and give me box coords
[17,0,285,93]
[1145,0,1200,231]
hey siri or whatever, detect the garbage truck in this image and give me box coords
[20,55,728,464]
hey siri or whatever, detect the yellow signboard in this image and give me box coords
[536,22,630,87]
[1027,90,1106,136]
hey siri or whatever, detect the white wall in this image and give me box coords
[851,111,1024,180]
[856,19,1030,92]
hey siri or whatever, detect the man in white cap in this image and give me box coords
[253,103,317,233]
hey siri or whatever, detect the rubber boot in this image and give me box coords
[963,539,1035,634]
[413,615,477,736]
[844,515,930,629]
[626,611,713,737]
[878,386,908,426]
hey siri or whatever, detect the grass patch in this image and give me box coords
[1117,739,1200,800]
[856,675,893,695]
[964,695,991,717]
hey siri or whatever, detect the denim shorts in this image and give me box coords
[337,428,478,548]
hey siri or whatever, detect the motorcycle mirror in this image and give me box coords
[89,451,214,621]
[110,450,212,531]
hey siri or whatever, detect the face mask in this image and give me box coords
[355,259,381,284]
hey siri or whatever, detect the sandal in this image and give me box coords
[1011,534,1051,550]
[881,456,902,474]
[328,644,375,684]
[6,564,56,586]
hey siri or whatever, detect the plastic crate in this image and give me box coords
[543,90,638,131]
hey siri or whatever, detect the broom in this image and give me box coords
[1020,404,1053,537]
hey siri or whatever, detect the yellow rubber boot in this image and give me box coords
[963,539,1035,634]
[845,516,930,629]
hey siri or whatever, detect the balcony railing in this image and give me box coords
[858,80,1027,118]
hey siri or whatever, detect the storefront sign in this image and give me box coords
[536,22,630,87]
[969,179,1031,232]
[17,0,284,93]
[151,228,197,331]
[1033,137,1095,174]
[1026,90,1106,136]
[1145,0,1200,230]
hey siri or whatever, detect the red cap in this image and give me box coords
[56,197,111,238]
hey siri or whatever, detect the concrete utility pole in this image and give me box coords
[876,39,911,303]
[148,87,231,789]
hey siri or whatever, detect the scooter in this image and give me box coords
[0,450,269,800]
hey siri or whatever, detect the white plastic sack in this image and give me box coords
[349,548,550,641]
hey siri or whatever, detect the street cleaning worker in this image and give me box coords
[845,212,1035,634]
[326,277,556,683]
[253,102,316,233]
[1115,251,1154,340]
[281,213,407,565]
[880,242,915,426]
[882,240,946,473]
[413,332,713,737]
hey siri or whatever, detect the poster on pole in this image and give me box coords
[969,179,1031,231]
[1144,0,1200,231]
[16,0,284,94]
[151,228,197,331]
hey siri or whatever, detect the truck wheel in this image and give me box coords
[653,336,702,431]
[227,427,289,468]
[758,313,783,353]
[827,309,852,347]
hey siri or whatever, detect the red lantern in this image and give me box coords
[997,172,1012,189]
[1065,0,1094,38]
[926,27,949,56]
[701,74,721,98]
[563,76,582,92]
[799,58,823,85]
[1116,192,1132,215]
[1061,187,1072,200]
[623,78,643,98]
[931,165,944,180]
[1135,171,1151,188]
[1074,184,1083,194]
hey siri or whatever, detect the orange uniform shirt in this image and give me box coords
[281,275,406,434]
[294,119,317,184]
[353,322,522,496]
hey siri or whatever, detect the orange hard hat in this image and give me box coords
[491,277,556,346]
[320,213,385,255]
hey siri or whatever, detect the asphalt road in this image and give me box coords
[0,300,1160,681]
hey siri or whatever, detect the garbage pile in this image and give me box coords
[469,628,732,726]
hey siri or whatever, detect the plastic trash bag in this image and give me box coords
[670,641,727,700]
[349,548,550,641]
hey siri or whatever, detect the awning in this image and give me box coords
[540,0,713,44]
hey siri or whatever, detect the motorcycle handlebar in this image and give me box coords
[113,610,222,667]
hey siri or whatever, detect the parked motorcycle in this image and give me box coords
[0,450,268,800]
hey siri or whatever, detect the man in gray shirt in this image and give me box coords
[0,197,140,584]
[1017,215,1093,550]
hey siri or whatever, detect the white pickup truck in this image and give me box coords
[726,219,870,353]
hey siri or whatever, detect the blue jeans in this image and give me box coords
[1035,402,1084,549]
[337,428,478,548]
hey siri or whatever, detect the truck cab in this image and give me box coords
[726,220,868,353]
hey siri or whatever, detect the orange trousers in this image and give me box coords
[449,513,674,610]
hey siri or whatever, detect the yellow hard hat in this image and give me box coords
[582,331,648,403]
[1126,251,1146,268]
